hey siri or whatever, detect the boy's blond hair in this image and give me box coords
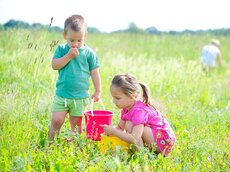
[64,14,87,33]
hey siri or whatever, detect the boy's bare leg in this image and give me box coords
[48,111,67,141]
[69,116,83,134]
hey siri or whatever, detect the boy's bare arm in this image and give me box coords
[52,48,79,70]
[90,68,101,101]
[52,55,71,70]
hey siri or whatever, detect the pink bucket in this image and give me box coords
[84,100,113,141]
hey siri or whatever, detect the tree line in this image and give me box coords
[1,19,230,35]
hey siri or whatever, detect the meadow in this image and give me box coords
[0,29,229,171]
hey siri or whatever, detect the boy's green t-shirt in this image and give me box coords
[53,44,99,99]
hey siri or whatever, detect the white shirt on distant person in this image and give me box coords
[201,45,220,67]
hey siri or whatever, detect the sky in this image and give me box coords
[0,0,229,32]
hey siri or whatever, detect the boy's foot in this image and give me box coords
[65,137,74,142]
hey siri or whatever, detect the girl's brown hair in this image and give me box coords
[111,74,156,108]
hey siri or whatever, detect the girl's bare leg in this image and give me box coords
[142,127,160,152]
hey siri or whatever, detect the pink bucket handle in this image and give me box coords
[90,98,106,116]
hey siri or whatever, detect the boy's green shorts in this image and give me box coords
[52,96,89,116]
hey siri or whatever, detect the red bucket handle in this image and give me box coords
[90,98,105,116]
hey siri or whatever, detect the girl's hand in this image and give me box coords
[100,124,114,136]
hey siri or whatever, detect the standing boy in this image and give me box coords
[49,14,101,141]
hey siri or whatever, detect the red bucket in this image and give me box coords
[84,100,113,141]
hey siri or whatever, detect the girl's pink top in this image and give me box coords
[121,100,176,156]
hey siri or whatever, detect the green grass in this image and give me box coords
[0,29,229,171]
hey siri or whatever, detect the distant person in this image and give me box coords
[201,39,222,72]
[100,74,176,156]
[48,14,101,141]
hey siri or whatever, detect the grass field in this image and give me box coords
[0,29,229,171]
